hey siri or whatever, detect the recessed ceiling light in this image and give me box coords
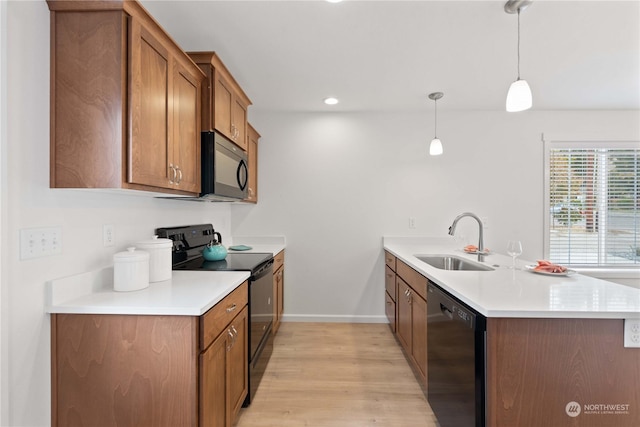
[324,97,339,105]
[326,0,343,3]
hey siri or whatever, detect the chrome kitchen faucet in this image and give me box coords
[448,212,485,254]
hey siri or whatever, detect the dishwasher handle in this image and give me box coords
[429,283,475,329]
[440,303,454,319]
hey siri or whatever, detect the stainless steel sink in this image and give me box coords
[415,254,494,271]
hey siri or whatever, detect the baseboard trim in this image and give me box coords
[281,314,388,324]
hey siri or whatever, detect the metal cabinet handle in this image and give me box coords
[226,303,237,313]
[168,164,176,184]
[230,325,238,346]
[176,166,183,184]
[226,328,234,352]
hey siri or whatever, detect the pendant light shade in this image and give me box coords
[506,79,532,112]
[505,3,532,112]
[428,92,444,156]
[429,138,443,156]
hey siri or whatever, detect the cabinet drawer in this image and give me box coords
[397,260,427,301]
[201,281,248,350]
[384,251,396,271]
[385,265,396,302]
[273,250,284,272]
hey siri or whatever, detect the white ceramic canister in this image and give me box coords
[136,235,172,282]
[113,247,150,292]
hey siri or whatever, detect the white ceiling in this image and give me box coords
[141,0,640,113]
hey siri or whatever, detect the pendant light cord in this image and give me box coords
[434,99,438,138]
[517,8,521,80]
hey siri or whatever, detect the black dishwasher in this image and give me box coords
[427,282,486,427]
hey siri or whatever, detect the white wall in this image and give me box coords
[0,0,7,424]
[232,109,640,321]
[1,2,232,426]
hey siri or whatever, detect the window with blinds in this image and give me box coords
[544,141,639,268]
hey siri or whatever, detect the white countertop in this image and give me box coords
[46,236,286,316]
[46,269,250,316]
[384,236,640,319]
[228,235,286,256]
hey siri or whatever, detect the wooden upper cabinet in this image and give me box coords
[128,17,171,189]
[47,0,204,195]
[172,59,202,193]
[244,124,259,203]
[189,52,251,151]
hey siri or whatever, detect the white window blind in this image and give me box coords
[544,141,639,268]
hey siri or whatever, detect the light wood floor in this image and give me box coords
[236,322,440,427]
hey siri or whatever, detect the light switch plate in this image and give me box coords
[20,227,62,260]
[623,319,640,348]
[103,224,115,247]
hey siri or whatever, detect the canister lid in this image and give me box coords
[136,235,172,249]
[114,247,150,262]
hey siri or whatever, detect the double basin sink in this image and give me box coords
[415,254,494,271]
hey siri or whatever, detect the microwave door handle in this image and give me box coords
[237,159,248,191]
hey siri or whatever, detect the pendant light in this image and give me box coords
[505,1,533,112]
[428,92,444,156]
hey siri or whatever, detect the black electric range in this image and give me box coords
[155,224,274,407]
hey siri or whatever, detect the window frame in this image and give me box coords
[543,135,640,278]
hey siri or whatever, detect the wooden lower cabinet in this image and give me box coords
[51,282,249,427]
[486,317,640,427]
[396,276,427,384]
[384,265,396,332]
[200,306,248,427]
[389,254,427,387]
[273,250,285,334]
[385,252,640,427]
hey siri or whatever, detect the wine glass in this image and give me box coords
[506,240,523,269]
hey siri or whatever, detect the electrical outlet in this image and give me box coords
[624,319,640,348]
[20,227,62,260]
[409,217,416,229]
[103,224,115,247]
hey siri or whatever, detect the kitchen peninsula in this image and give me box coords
[384,236,640,427]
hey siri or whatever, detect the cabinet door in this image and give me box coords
[232,98,248,150]
[385,291,396,333]
[228,307,249,424]
[396,277,412,354]
[411,294,427,384]
[213,72,233,140]
[273,265,284,334]
[277,266,284,327]
[172,59,201,193]
[200,329,228,427]
[244,124,259,202]
[128,17,171,189]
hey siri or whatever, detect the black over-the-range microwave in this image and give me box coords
[200,131,248,201]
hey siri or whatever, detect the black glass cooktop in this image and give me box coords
[156,224,273,273]
[174,252,272,272]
